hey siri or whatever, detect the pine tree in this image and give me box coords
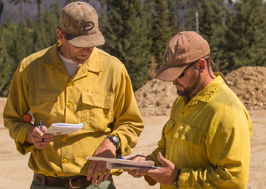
[0,27,13,96]
[200,0,227,73]
[8,0,33,21]
[43,10,58,46]
[168,0,179,36]
[33,15,49,52]
[224,0,266,73]
[50,2,61,20]
[151,0,172,67]
[26,16,35,29]
[101,0,151,90]
[0,20,22,96]
[16,20,34,58]
[36,0,43,19]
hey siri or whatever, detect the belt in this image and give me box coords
[34,173,104,188]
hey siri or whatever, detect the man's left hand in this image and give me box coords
[87,137,117,185]
[130,152,179,185]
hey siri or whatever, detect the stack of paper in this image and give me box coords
[86,156,158,170]
[46,123,83,135]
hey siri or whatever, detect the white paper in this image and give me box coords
[86,156,158,170]
[46,123,83,135]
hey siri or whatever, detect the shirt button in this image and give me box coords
[62,138,67,142]
[62,159,68,163]
[67,82,73,86]
[166,155,169,159]
[180,113,184,117]
[67,102,72,107]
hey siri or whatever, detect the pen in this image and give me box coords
[40,120,44,144]
[117,155,124,159]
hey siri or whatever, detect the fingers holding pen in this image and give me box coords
[31,126,54,149]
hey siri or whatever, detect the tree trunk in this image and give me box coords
[195,0,199,33]
[20,1,23,21]
[37,2,41,19]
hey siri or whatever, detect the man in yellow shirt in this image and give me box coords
[126,31,253,189]
[3,2,144,189]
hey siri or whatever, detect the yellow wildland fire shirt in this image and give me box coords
[3,42,144,177]
[147,76,253,189]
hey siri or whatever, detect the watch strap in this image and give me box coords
[106,135,120,149]
[173,168,181,188]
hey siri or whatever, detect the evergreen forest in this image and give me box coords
[1,0,266,96]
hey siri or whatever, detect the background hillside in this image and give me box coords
[0,0,101,24]
[1,0,266,96]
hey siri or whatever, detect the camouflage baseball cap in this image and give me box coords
[58,1,105,48]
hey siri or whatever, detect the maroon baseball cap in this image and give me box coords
[155,31,210,81]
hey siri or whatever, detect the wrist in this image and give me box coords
[25,127,34,144]
[106,135,120,150]
[173,168,181,188]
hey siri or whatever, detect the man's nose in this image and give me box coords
[82,48,91,54]
[172,79,178,85]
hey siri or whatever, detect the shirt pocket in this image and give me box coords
[28,89,59,124]
[80,93,114,132]
[164,119,176,144]
[174,124,204,146]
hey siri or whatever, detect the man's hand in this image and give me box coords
[87,137,117,185]
[26,126,54,149]
[125,155,153,176]
[127,152,179,185]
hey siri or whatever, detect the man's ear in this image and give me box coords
[56,28,64,41]
[198,58,206,73]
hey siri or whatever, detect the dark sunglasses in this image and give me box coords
[178,60,199,78]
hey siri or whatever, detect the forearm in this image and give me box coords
[112,68,144,156]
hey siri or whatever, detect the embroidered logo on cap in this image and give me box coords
[164,51,170,63]
[80,21,94,31]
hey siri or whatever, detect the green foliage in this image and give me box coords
[2,0,266,96]
[199,0,227,74]
[0,9,58,97]
[101,0,151,90]
[168,0,179,36]
[50,2,61,20]
[150,0,172,67]
[223,0,266,73]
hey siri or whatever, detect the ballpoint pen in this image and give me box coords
[40,120,44,143]
[117,155,124,159]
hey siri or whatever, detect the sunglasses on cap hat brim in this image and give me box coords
[177,59,199,79]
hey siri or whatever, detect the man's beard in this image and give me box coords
[177,73,201,97]
[63,45,90,64]
[70,55,89,64]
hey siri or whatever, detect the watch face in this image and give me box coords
[107,135,120,149]
[112,136,119,143]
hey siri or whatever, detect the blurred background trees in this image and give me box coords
[0,0,266,94]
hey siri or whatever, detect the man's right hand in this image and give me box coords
[26,126,54,149]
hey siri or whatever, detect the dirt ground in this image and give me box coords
[0,109,265,188]
[0,66,266,188]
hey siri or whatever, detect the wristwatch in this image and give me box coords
[173,169,181,188]
[106,135,120,150]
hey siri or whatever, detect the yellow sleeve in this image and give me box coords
[3,60,35,155]
[110,67,144,156]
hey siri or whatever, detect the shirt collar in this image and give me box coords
[42,41,102,73]
[191,74,224,103]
